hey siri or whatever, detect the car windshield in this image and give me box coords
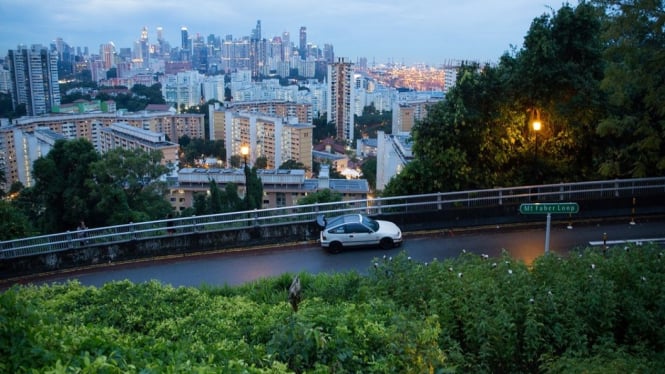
[361,215,379,231]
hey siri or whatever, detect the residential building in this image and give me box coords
[392,93,444,134]
[99,122,178,166]
[376,130,414,191]
[327,58,355,142]
[7,44,61,116]
[209,107,313,173]
[161,70,205,110]
[12,127,65,188]
[0,111,203,190]
[169,165,369,211]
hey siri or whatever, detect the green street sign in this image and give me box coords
[519,202,579,214]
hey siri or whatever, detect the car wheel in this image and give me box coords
[328,241,343,254]
[380,237,394,250]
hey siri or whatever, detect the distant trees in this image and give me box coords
[297,189,342,205]
[279,159,307,171]
[312,114,336,143]
[30,139,100,232]
[244,164,263,210]
[354,103,392,139]
[88,148,173,225]
[179,136,226,167]
[18,139,173,234]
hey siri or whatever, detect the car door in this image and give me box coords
[343,222,374,246]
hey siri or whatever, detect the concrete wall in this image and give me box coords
[1,221,320,280]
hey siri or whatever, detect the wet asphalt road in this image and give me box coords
[20,218,663,289]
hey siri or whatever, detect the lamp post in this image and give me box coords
[531,109,542,182]
[240,145,249,167]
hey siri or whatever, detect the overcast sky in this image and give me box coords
[0,0,556,66]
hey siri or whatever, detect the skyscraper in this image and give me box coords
[181,27,190,61]
[327,58,355,143]
[8,45,61,116]
[299,26,307,60]
[138,26,149,67]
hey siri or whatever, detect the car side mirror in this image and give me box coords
[316,214,327,228]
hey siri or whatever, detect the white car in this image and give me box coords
[317,214,403,253]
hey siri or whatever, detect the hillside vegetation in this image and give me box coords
[2,244,664,373]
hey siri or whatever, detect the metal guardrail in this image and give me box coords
[1,177,664,260]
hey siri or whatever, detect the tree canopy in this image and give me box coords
[18,140,173,234]
[384,1,664,195]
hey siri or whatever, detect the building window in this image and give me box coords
[276,192,286,207]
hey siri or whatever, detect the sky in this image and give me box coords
[0,0,557,66]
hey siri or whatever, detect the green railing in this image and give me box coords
[1,177,664,259]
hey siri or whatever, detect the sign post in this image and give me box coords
[519,202,579,254]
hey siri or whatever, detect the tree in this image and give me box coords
[243,165,263,210]
[385,2,605,195]
[206,180,242,214]
[279,159,307,170]
[0,200,34,240]
[30,138,100,233]
[254,156,268,169]
[229,155,242,168]
[592,0,665,178]
[313,114,336,143]
[360,157,377,191]
[88,148,172,225]
[297,189,342,205]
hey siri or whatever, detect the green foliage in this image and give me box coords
[88,148,173,225]
[23,141,174,232]
[360,157,377,191]
[205,180,242,214]
[312,114,336,143]
[297,189,342,205]
[2,245,664,372]
[592,0,665,178]
[30,138,100,232]
[387,2,609,195]
[0,200,34,240]
[354,104,392,138]
[244,165,264,210]
[279,159,307,171]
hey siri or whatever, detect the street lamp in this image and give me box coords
[531,109,542,182]
[240,145,249,167]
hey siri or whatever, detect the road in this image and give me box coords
[13,218,665,289]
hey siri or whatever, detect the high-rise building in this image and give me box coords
[7,44,61,116]
[100,42,116,70]
[139,26,149,67]
[181,27,190,61]
[299,26,307,60]
[327,58,355,143]
[282,31,291,60]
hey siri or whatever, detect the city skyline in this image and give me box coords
[0,0,555,66]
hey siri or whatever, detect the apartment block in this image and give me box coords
[169,165,369,211]
[327,58,355,142]
[391,96,444,134]
[209,103,314,173]
[7,45,61,116]
[376,130,414,191]
[99,122,179,166]
[0,111,202,190]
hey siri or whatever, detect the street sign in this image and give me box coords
[519,202,579,215]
